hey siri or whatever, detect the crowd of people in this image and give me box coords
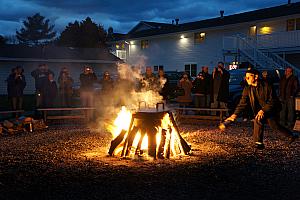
[4,63,300,132]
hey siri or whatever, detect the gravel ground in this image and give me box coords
[0,120,299,200]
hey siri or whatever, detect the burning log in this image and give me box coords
[169,114,191,155]
[108,130,127,156]
[122,126,139,157]
[157,129,167,159]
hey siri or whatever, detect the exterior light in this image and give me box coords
[200,32,205,37]
[130,41,134,45]
[180,35,185,39]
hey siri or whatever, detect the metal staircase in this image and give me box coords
[236,34,300,74]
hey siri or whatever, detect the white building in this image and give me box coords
[111,1,300,76]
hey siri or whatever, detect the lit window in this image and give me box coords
[116,42,125,50]
[116,50,126,60]
[259,26,272,35]
[141,40,149,49]
[194,32,206,43]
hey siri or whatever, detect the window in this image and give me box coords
[116,50,126,60]
[287,18,300,31]
[141,40,149,49]
[287,19,295,31]
[115,42,125,50]
[297,18,300,30]
[194,32,206,44]
[259,26,272,35]
[153,65,163,72]
[184,64,197,77]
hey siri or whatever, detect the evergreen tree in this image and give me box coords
[16,13,56,45]
[0,35,6,46]
[58,17,107,48]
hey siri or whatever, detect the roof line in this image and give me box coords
[121,14,297,41]
[0,57,119,64]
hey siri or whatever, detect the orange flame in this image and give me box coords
[108,106,132,139]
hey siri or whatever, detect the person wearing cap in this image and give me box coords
[224,68,298,150]
[100,71,114,94]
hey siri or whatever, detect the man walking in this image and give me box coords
[224,68,298,149]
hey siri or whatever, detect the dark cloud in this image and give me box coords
[0,0,298,36]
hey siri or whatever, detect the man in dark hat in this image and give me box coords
[224,68,298,149]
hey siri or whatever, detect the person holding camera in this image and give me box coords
[211,62,230,115]
[79,65,97,120]
[6,66,26,113]
[177,72,193,109]
[58,67,74,107]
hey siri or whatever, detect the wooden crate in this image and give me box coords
[293,120,300,131]
[296,98,300,111]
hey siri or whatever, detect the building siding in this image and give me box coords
[126,25,250,73]
[122,14,300,74]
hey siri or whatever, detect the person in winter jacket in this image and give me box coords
[43,73,58,108]
[6,66,26,111]
[58,67,74,107]
[31,64,54,108]
[279,67,299,129]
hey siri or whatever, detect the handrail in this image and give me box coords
[236,33,300,75]
[265,52,300,74]
[236,34,282,69]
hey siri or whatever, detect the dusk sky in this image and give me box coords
[0,0,299,37]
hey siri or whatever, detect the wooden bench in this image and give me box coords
[172,107,229,122]
[0,110,25,115]
[0,110,25,118]
[37,107,96,122]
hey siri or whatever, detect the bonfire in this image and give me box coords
[108,102,191,159]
